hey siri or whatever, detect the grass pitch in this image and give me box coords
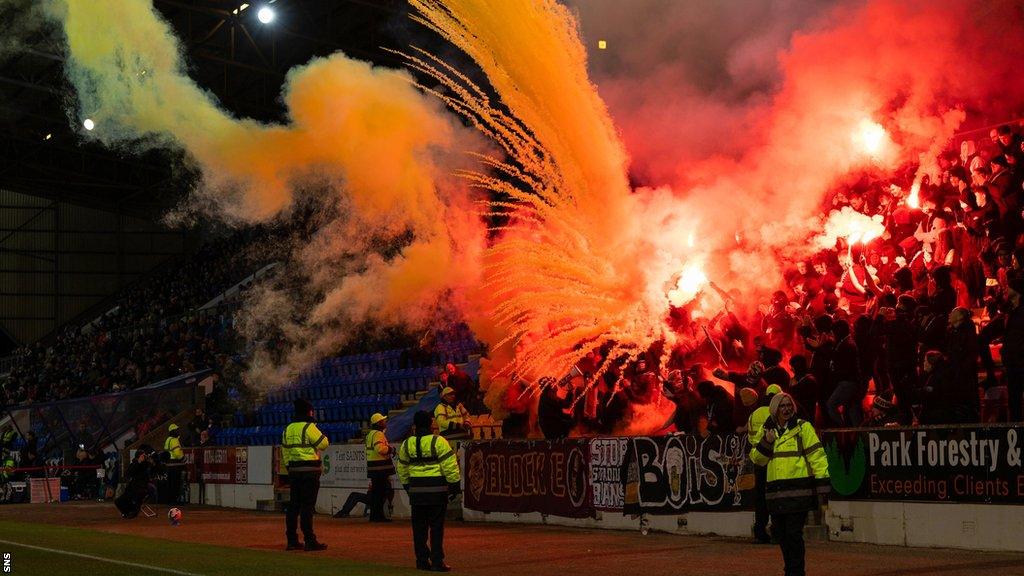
[0,519,416,576]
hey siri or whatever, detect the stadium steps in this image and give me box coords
[347,380,441,444]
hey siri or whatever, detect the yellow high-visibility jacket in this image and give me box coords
[164,436,184,464]
[281,421,329,473]
[365,429,395,476]
[750,418,830,513]
[397,433,460,506]
[434,402,469,437]
[746,406,771,447]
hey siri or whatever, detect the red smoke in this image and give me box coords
[582,0,1024,193]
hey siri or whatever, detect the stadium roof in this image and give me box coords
[0,0,410,218]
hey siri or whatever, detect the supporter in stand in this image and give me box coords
[442,363,475,407]
[878,296,919,425]
[1,226,288,407]
[761,291,796,351]
[825,320,863,427]
[659,369,698,434]
[696,380,735,434]
[499,379,530,439]
[538,378,576,439]
[188,408,211,447]
[945,307,980,423]
[918,351,952,424]
[861,390,900,427]
[1002,278,1024,422]
[788,355,818,423]
[799,315,835,427]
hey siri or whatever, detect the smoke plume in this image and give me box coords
[44,0,1024,430]
[51,0,487,389]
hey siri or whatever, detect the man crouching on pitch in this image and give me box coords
[397,410,461,572]
[115,445,157,518]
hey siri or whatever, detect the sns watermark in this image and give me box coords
[3,552,10,573]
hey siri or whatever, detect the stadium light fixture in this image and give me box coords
[44,133,52,141]
[257,6,275,24]
[83,118,95,131]
[232,3,250,15]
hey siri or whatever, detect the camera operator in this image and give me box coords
[116,446,158,519]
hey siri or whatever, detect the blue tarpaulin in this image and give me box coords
[386,387,441,443]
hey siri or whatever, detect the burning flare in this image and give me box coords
[815,207,885,249]
[853,118,889,158]
[668,263,709,307]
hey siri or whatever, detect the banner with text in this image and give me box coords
[821,425,1024,503]
[320,445,368,488]
[590,437,628,511]
[464,439,594,518]
[621,433,754,514]
[185,447,248,484]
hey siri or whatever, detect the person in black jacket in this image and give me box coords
[538,378,575,439]
[696,380,735,434]
[930,266,958,319]
[945,307,980,422]
[919,351,953,424]
[16,432,38,480]
[799,315,834,427]
[1003,279,1024,421]
[825,320,863,426]
[881,295,919,424]
[853,315,876,395]
[759,347,791,390]
[115,446,157,519]
[788,355,818,423]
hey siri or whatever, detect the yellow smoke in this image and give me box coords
[53,0,486,388]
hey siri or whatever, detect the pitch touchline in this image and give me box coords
[0,539,204,576]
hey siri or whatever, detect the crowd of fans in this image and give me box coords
[4,123,1023,445]
[0,226,288,410]
[525,122,1024,438]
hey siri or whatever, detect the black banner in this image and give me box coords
[464,439,594,518]
[621,433,754,514]
[822,425,1024,504]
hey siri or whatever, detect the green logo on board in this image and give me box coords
[825,437,866,496]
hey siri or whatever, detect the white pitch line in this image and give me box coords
[0,539,204,576]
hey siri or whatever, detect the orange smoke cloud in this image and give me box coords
[54,0,487,388]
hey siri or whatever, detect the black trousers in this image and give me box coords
[771,510,808,576]
[888,364,917,425]
[116,483,158,517]
[411,502,447,566]
[368,472,391,521]
[165,466,183,505]
[753,466,769,538]
[337,491,368,517]
[286,472,320,544]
